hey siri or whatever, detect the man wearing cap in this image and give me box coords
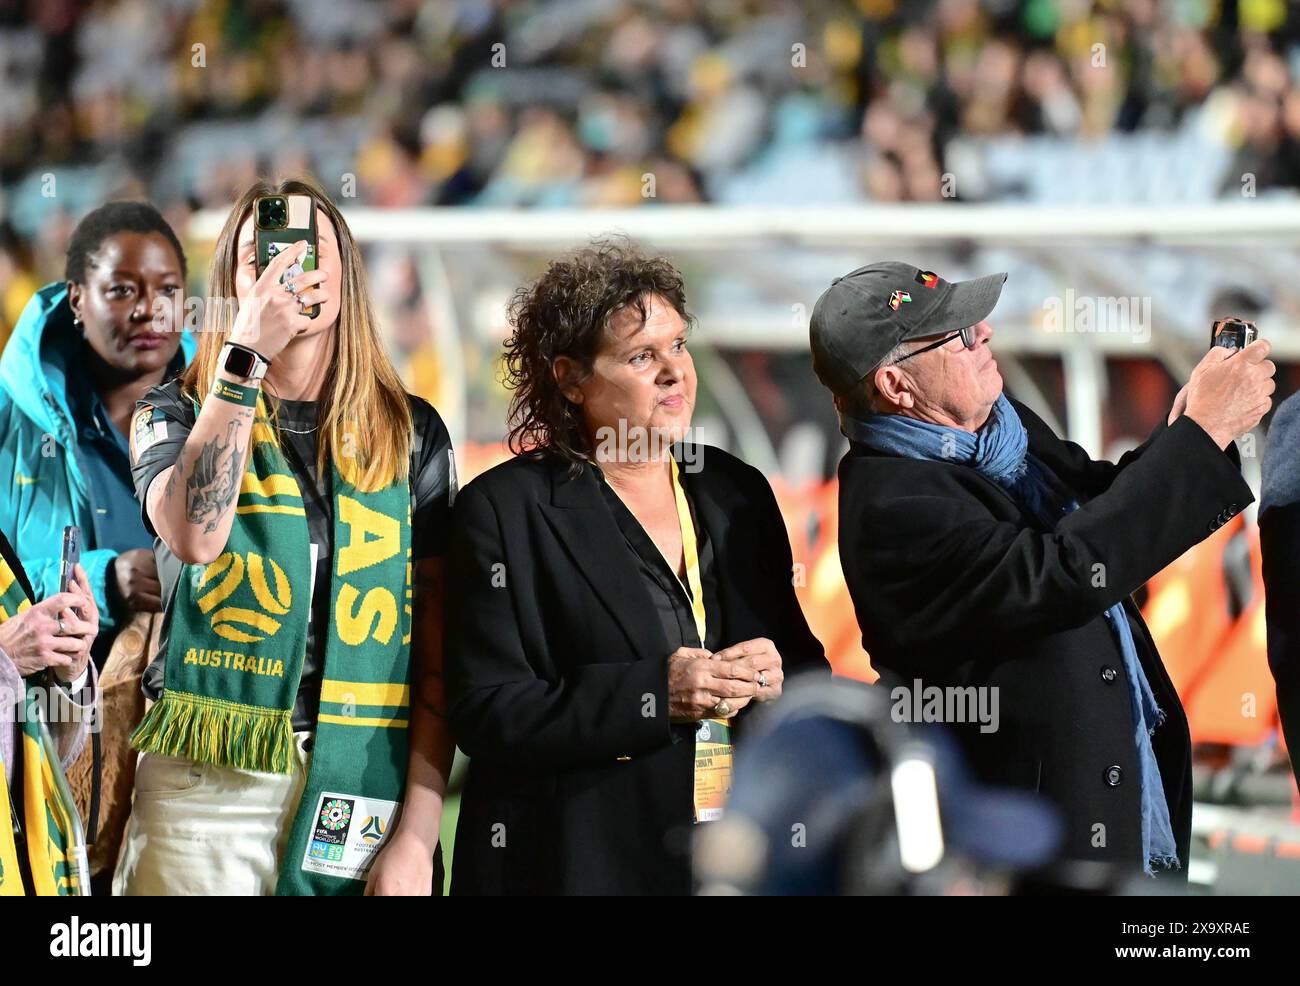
[811,262,1275,883]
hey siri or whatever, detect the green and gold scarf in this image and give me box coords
[131,411,414,895]
[0,553,86,895]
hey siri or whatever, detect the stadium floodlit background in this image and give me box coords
[3,0,1300,893]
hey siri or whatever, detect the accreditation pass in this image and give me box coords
[693,717,734,823]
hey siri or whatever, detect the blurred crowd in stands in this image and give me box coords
[2,0,1298,217]
[2,0,1299,421]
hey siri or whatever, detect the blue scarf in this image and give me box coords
[843,393,1179,875]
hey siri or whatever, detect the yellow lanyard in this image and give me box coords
[604,459,730,822]
[669,459,733,823]
[603,458,706,643]
[669,458,707,646]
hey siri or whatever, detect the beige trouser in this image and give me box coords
[113,731,313,896]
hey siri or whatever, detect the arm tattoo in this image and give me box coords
[186,419,244,533]
[163,461,180,499]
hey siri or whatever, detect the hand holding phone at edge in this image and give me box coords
[0,564,97,681]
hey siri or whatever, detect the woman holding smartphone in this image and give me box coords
[0,530,99,895]
[113,176,456,896]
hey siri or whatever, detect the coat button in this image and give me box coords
[1104,765,1123,787]
[1100,666,1117,683]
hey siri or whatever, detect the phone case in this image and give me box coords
[60,525,81,594]
[255,194,319,319]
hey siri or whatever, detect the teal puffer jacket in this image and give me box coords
[0,282,197,629]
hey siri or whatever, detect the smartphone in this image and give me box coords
[1211,316,1257,353]
[59,525,81,595]
[254,193,319,319]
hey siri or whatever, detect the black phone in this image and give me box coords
[1211,316,1258,353]
[254,193,319,319]
[59,525,81,595]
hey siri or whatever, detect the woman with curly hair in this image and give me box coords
[445,238,827,895]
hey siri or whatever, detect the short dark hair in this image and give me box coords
[65,201,187,284]
[502,237,694,468]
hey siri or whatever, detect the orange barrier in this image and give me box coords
[770,477,876,682]
[1142,516,1243,698]
[1177,525,1282,748]
[455,444,1279,747]
[457,441,513,486]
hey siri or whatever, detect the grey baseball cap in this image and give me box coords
[809,261,1008,396]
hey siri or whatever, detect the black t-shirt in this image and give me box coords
[593,463,722,655]
[131,380,456,731]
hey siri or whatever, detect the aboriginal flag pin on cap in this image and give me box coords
[809,262,1008,396]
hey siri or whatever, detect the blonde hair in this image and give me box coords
[180,175,411,491]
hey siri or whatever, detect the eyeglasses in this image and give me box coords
[891,325,978,365]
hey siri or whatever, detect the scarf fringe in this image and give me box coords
[1150,705,1168,736]
[130,690,296,774]
[1145,852,1182,876]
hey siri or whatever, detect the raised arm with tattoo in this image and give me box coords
[132,241,325,564]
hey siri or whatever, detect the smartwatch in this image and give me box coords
[220,341,270,382]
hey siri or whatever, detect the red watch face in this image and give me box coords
[225,346,257,377]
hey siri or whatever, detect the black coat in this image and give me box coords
[837,399,1252,880]
[1261,391,1300,784]
[445,445,828,895]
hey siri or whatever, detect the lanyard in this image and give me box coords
[669,458,707,647]
[602,457,729,823]
[602,457,707,645]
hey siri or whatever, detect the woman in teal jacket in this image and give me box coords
[0,202,195,663]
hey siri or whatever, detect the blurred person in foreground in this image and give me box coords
[1262,387,1300,787]
[0,203,196,668]
[0,525,99,894]
[811,263,1273,885]
[446,240,827,895]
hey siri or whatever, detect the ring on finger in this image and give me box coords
[712,699,732,717]
[284,279,298,294]
[757,671,767,688]
[56,615,66,636]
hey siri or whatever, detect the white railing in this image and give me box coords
[186,203,1300,468]
[191,202,1300,247]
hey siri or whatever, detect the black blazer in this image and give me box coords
[445,444,827,895]
[837,399,1252,881]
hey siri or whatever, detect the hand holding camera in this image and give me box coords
[1182,330,1276,450]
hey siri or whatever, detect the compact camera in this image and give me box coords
[1210,317,1258,353]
